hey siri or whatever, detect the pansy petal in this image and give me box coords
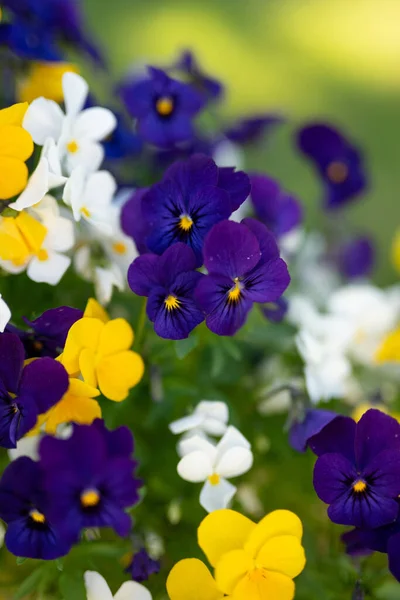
[200,478,237,513]
[215,447,253,479]
[0,125,33,161]
[169,413,204,435]
[355,409,400,470]
[363,449,400,497]
[97,351,144,401]
[242,217,280,261]
[19,357,69,414]
[198,509,255,567]
[203,221,261,278]
[0,103,28,127]
[115,581,152,600]
[73,107,117,141]
[63,72,88,117]
[128,254,161,296]
[62,318,104,375]
[215,549,253,594]
[0,333,24,393]
[244,510,303,558]
[23,97,64,145]
[177,451,213,482]
[79,348,97,388]
[9,158,49,211]
[231,570,295,600]
[245,258,290,303]
[27,252,71,286]
[308,416,356,462]
[44,394,101,434]
[166,559,223,600]
[328,490,399,529]
[388,532,400,583]
[84,571,113,600]
[97,319,134,358]
[313,453,355,504]
[0,157,29,200]
[256,535,306,578]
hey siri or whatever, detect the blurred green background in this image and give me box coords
[83,0,400,284]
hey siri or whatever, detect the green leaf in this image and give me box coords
[16,557,27,566]
[59,572,86,600]
[175,334,199,359]
[13,567,44,599]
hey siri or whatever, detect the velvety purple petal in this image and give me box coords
[217,167,251,212]
[277,195,303,235]
[289,409,340,453]
[364,450,400,497]
[92,420,134,458]
[309,416,356,462]
[203,220,261,278]
[244,258,290,303]
[297,123,347,168]
[241,217,280,262]
[388,532,400,583]
[250,174,280,224]
[5,519,71,560]
[163,154,218,191]
[0,333,24,393]
[338,236,375,279]
[171,80,206,115]
[328,490,399,529]
[19,358,69,415]
[0,457,39,522]
[355,409,400,471]
[313,452,356,504]
[158,243,198,286]
[0,391,38,449]
[120,78,154,118]
[127,547,161,581]
[120,188,150,254]
[24,307,83,348]
[128,253,161,297]
[341,529,374,557]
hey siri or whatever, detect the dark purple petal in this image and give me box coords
[120,77,154,118]
[277,195,303,236]
[163,154,218,191]
[328,490,398,529]
[203,220,261,278]
[297,123,347,167]
[338,236,375,279]
[19,358,69,414]
[363,450,400,498]
[217,167,251,212]
[313,452,356,504]
[126,547,160,582]
[289,409,340,453]
[121,188,150,254]
[244,258,290,303]
[128,253,161,297]
[241,217,280,262]
[341,529,374,557]
[225,114,284,145]
[24,306,83,349]
[0,457,39,522]
[388,532,400,583]
[0,333,24,393]
[92,419,135,458]
[5,518,71,560]
[355,409,400,471]
[158,243,198,286]
[261,297,288,323]
[309,416,356,463]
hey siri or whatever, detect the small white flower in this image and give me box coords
[169,400,229,437]
[84,571,152,600]
[0,294,11,332]
[94,265,125,306]
[63,167,116,235]
[177,426,253,513]
[23,72,117,175]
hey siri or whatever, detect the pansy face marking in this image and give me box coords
[29,509,46,524]
[352,479,367,493]
[326,161,348,184]
[80,488,101,508]
[155,95,175,118]
[227,278,242,304]
[164,295,181,312]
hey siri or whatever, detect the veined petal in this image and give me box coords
[166,559,224,600]
[177,451,213,482]
[97,318,134,358]
[200,478,237,513]
[62,72,88,117]
[214,549,253,594]
[96,350,144,401]
[0,125,33,161]
[198,509,255,567]
[23,97,64,145]
[244,510,303,558]
[0,157,29,200]
[256,535,306,578]
[72,107,117,141]
[231,570,295,600]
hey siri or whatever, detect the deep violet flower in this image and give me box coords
[225,114,284,145]
[261,297,288,323]
[128,243,204,340]
[173,50,223,101]
[338,236,375,280]
[288,408,339,453]
[126,547,161,582]
[310,409,400,529]
[195,218,290,335]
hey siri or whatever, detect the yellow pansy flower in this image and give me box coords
[0,211,46,266]
[167,509,306,600]
[62,299,144,401]
[0,103,34,200]
[18,62,79,104]
[375,328,400,363]
[392,229,400,274]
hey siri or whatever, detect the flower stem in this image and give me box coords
[135,297,147,351]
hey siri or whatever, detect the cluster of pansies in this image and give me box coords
[0,1,400,599]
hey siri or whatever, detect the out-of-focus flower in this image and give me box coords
[392,228,400,274]
[196,219,290,336]
[173,50,223,102]
[120,67,206,148]
[297,123,367,209]
[0,457,72,559]
[18,62,79,104]
[23,72,116,175]
[169,400,229,438]
[261,297,288,323]
[62,299,144,401]
[120,188,149,254]
[84,571,152,600]
[224,114,284,145]
[249,174,303,238]
[338,236,375,280]
[40,421,141,544]
[103,112,143,160]
[0,295,11,333]
[0,102,33,200]
[125,548,160,583]
[310,409,400,528]
[177,426,253,512]
[288,408,339,453]
[167,508,305,600]
[0,21,62,61]
[128,243,204,340]
[376,327,400,363]
[0,332,69,448]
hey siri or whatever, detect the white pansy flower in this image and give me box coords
[177,426,253,513]
[23,72,117,175]
[63,167,116,235]
[94,265,125,306]
[169,400,229,437]
[101,203,138,277]
[0,294,11,332]
[84,571,151,600]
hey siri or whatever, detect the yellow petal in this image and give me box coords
[68,378,100,398]
[244,510,303,558]
[0,156,29,200]
[0,125,33,161]
[79,348,97,388]
[375,329,400,363]
[96,350,144,401]
[18,62,79,104]
[62,318,104,375]
[15,211,47,254]
[198,509,255,568]
[231,571,295,600]
[97,318,134,358]
[0,216,28,262]
[84,298,109,322]
[214,550,253,595]
[392,228,400,274]
[166,559,224,600]
[256,535,306,579]
[43,388,101,434]
[0,103,28,127]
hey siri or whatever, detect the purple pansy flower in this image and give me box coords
[128,243,204,340]
[225,114,284,145]
[126,547,161,582]
[250,174,303,237]
[289,408,339,453]
[297,123,367,209]
[338,236,375,280]
[310,409,400,529]
[39,421,141,545]
[121,188,150,255]
[119,67,206,148]
[174,50,223,101]
[137,154,249,264]
[195,218,290,336]
[0,457,71,559]
[21,305,82,358]
[261,297,288,323]
[0,333,69,448]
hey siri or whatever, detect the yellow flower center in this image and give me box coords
[67,140,79,154]
[164,295,181,312]
[80,489,101,507]
[228,278,242,303]
[248,567,267,582]
[156,96,174,116]
[81,206,91,218]
[208,473,220,486]
[179,214,193,232]
[326,161,348,184]
[112,241,127,255]
[353,480,367,493]
[37,248,49,262]
[29,509,46,524]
